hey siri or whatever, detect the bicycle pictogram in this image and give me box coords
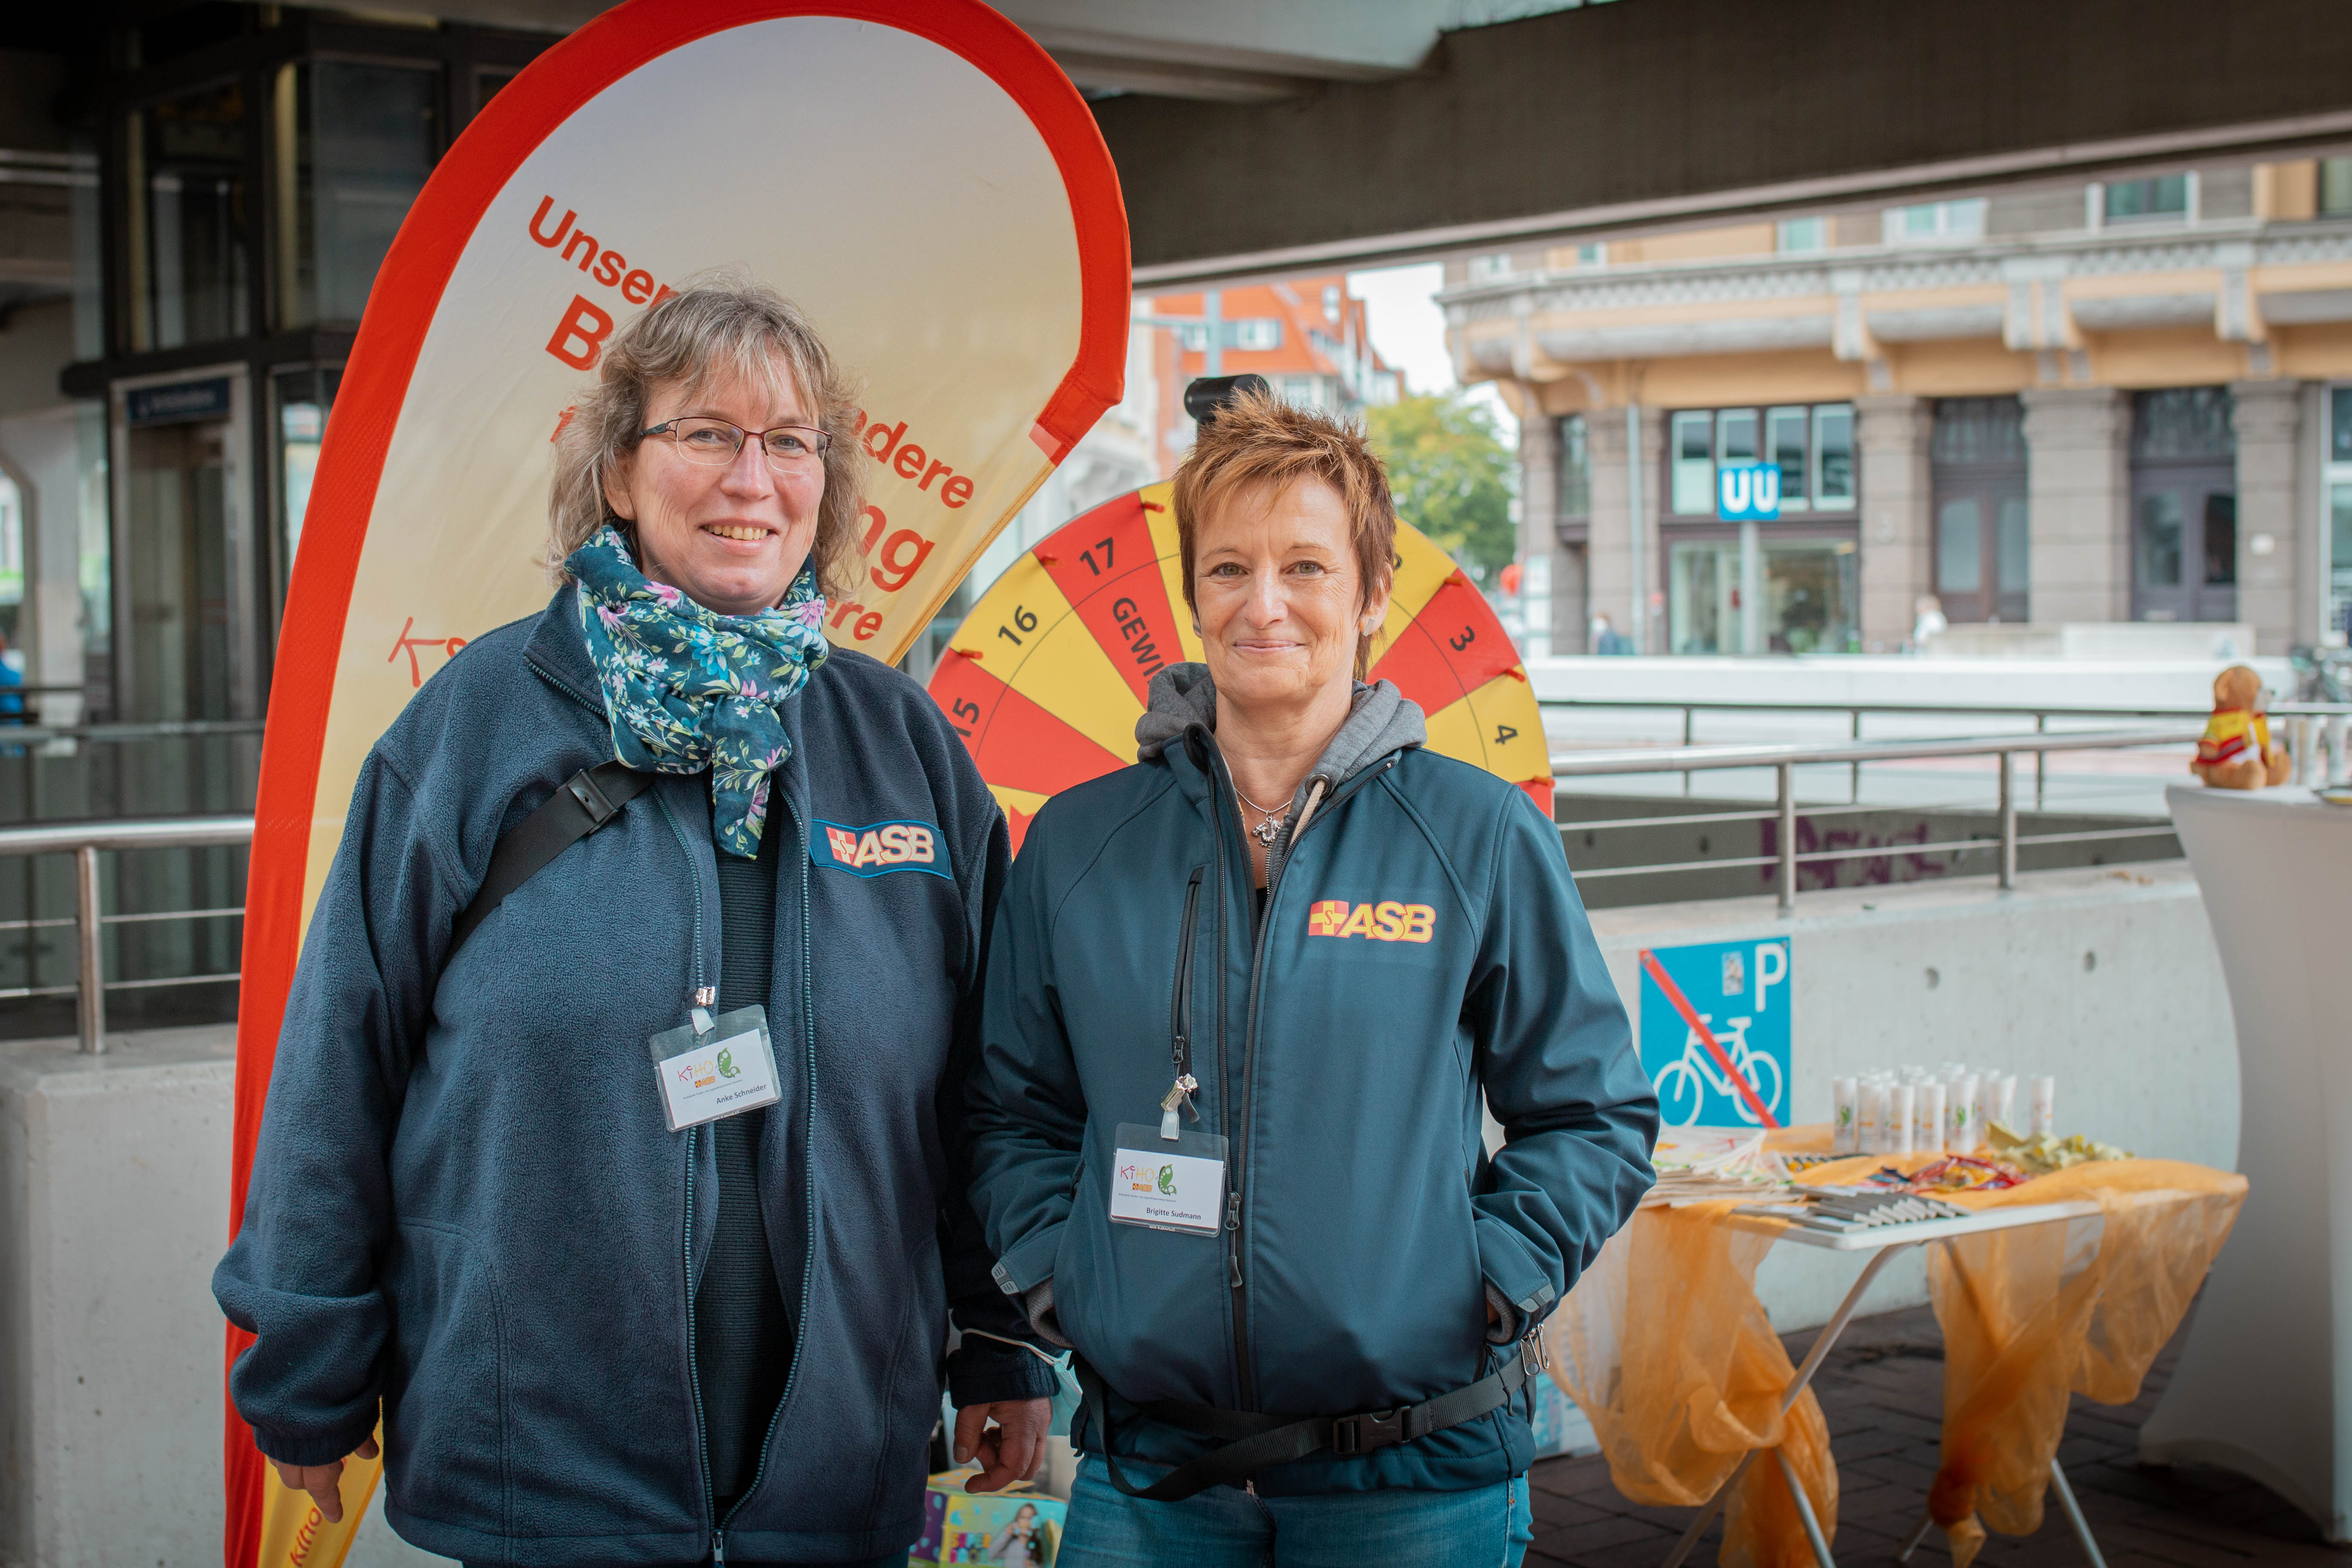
[1651,1011,1784,1127]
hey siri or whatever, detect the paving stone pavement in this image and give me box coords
[1526,1302,2343,1567]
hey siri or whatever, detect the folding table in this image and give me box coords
[1657,1198,2108,1568]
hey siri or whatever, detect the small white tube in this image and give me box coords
[1919,1081,1947,1155]
[2031,1075,2056,1138]
[1950,1073,1980,1151]
[1833,1077,1859,1155]
[1859,1080,1884,1155]
[1892,1084,1917,1156]
[1996,1075,2018,1135]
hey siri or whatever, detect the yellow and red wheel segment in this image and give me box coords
[927,481,1552,851]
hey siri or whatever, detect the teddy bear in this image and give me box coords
[2190,665,2292,789]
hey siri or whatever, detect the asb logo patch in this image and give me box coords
[1307,899,1436,943]
[810,819,949,879]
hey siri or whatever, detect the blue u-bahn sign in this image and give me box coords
[1717,462,1781,521]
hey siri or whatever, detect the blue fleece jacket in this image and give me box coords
[965,669,1658,1495]
[214,585,1053,1565]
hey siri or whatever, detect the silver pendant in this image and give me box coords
[1252,815,1280,847]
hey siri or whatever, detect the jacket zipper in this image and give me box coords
[709,790,819,1556]
[652,791,723,1552]
[533,652,756,1553]
[1215,753,1393,1412]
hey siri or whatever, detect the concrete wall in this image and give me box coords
[1589,862,2239,1330]
[0,1028,451,1568]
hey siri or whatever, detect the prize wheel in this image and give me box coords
[927,481,1552,851]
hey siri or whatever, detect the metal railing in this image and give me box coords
[0,724,2277,1046]
[1539,696,2352,807]
[0,816,254,1053]
[1550,726,2209,914]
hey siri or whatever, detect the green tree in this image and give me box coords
[1364,392,1517,583]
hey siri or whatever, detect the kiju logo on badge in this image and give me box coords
[810,818,950,879]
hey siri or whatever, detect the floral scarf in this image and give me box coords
[566,524,829,857]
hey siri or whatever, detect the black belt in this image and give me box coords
[1074,1333,1548,1502]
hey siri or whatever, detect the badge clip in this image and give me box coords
[1159,1074,1200,1140]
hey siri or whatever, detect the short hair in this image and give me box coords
[1170,388,1398,679]
[546,270,868,599]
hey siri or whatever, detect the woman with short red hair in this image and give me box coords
[967,389,1658,1566]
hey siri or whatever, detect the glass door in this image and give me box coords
[2130,466,2236,623]
[113,371,258,723]
[2128,390,2235,624]
[1932,486,2028,623]
[1929,397,2030,624]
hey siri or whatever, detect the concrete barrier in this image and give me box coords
[0,1026,449,1568]
[0,861,2234,1560]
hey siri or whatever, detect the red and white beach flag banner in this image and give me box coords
[224,4,1126,1562]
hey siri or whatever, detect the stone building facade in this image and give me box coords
[1442,159,2352,656]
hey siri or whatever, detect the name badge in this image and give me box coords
[647,1004,781,1133]
[1109,1122,1228,1237]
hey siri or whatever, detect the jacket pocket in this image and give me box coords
[382,1220,508,1533]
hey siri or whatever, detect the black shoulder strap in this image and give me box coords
[1073,1335,1543,1502]
[447,761,654,956]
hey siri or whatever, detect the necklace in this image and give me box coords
[1235,786,1291,848]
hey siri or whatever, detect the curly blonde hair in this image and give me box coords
[545,271,868,599]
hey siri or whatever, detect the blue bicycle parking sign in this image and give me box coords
[1637,937,1792,1127]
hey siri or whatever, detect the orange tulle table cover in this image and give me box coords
[1543,1124,2245,1568]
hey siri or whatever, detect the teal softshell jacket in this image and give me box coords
[966,671,1658,1495]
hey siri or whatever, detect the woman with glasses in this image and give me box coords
[217,279,1054,1567]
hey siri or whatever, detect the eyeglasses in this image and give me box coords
[640,416,832,471]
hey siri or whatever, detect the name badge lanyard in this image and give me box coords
[1110,876,1225,1237]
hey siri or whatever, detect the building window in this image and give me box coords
[1231,318,1281,351]
[2126,389,2236,624]
[1558,414,1590,520]
[1777,217,1827,252]
[1670,411,1715,513]
[1763,407,1809,511]
[279,60,440,328]
[1321,283,1341,321]
[1668,539,1858,654]
[1467,252,1513,283]
[1280,375,1321,406]
[2319,159,2352,217]
[1669,404,1855,515]
[1813,406,1854,508]
[1883,199,1986,245]
[1575,242,1604,265]
[2104,174,2192,223]
[125,82,254,351]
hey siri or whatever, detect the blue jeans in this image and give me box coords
[1057,1456,1533,1568]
